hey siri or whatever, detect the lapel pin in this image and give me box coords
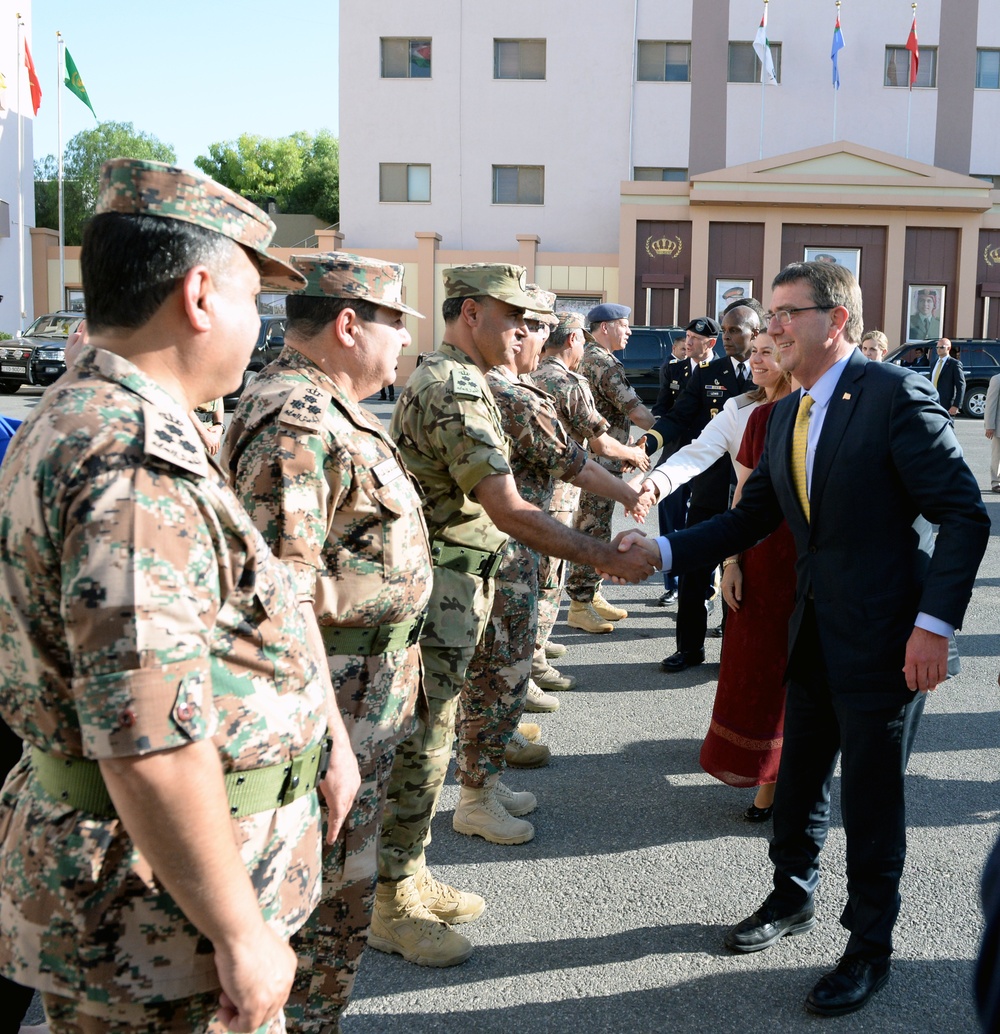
[842,392,852,400]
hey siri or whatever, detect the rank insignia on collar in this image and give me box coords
[842,393,852,400]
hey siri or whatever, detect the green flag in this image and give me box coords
[64,49,96,118]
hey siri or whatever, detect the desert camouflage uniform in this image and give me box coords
[455,367,585,786]
[379,342,511,882]
[528,355,611,656]
[225,347,432,1032]
[565,342,642,602]
[0,346,327,1021]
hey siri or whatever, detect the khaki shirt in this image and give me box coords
[577,343,642,474]
[225,347,432,762]
[391,341,511,648]
[0,345,326,1003]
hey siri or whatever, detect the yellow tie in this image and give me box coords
[932,360,943,388]
[791,393,814,520]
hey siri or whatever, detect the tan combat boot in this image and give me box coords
[453,779,535,844]
[592,590,628,621]
[566,600,614,633]
[518,721,542,742]
[535,664,577,691]
[525,679,559,713]
[544,640,568,659]
[493,778,537,815]
[368,875,473,966]
[414,865,485,925]
[505,728,551,769]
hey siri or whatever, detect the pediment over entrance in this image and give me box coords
[688,141,992,211]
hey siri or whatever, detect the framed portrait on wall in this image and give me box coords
[803,247,861,280]
[715,278,753,318]
[907,285,945,342]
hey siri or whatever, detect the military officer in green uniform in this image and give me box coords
[372,264,658,968]
[0,160,359,1033]
[224,252,432,1033]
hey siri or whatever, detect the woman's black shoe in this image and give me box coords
[743,803,773,823]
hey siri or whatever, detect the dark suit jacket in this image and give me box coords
[931,355,966,411]
[645,355,743,510]
[666,350,989,706]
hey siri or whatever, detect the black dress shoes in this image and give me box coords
[743,803,773,822]
[805,954,891,1016]
[724,901,815,953]
[655,589,678,606]
[661,649,705,673]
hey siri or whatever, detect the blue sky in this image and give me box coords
[27,1,340,169]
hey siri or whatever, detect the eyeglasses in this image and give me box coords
[762,306,832,326]
[524,319,546,333]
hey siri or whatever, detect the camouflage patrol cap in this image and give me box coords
[95,158,305,291]
[290,252,424,318]
[442,263,550,312]
[552,310,596,343]
[525,285,559,326]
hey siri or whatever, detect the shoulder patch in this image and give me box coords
[279,383,331,430]
[143,403,209,477]
[450,368,483,400]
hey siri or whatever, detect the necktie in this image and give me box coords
[791,393,814,520]
[736,363,748,392]
[932,360,943,388]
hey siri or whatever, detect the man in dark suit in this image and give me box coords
[651,333,698,606]
[930,337,966,417]
[641,312,753,672]
[615,261,989,1015]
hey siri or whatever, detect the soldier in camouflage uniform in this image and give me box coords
[565,303,656,633]
[528,312,650,696]
[224,252,432,1034]
[374,265,658,967]
[0,160,360,1033]
[452,291,647,843]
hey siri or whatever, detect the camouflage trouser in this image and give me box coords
[455,585,538,787]
[565,486,616,602]
[285,751,394,1034]
[42,990,283,1034]
[378,642,479,882]
[531,508,573,677]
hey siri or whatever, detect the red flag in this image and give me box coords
[23,39,42,114]
[905,15,919,90]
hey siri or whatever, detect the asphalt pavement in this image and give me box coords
[3,389,998,1034]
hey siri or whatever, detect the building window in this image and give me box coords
[977,49,1000,89]
[973,174,1000,190]
[884,45,936,87]
[380,38,431,79]
[379,164,431,203]
[637,41,691,82]
[728,41,782,83]
[492,165,544,205]
[633,167,688,182]
[494,39,545,80]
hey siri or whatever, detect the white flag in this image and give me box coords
[753,5,778,85]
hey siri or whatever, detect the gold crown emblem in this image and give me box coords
[984,244,1000,267]
[645,235,683,259]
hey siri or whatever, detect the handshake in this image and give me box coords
[597,529,664,584]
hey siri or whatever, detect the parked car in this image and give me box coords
[622,326,723,405]
[886,339,1000,418]
[223,315,287,408]
[0,311,86,393]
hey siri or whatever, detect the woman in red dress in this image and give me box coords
[698,342,795,821]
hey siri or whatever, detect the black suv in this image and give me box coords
[0,311,86,393]
[886,339,1000,418]
[223,315,287,408]
[622,326,723,405]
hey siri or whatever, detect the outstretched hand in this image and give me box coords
[597,530,661,583]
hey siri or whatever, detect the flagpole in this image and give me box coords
[57,32,65,308]
[16,13,25,331]
[832,2,840,141]
[758,0,768,159]
[906,3,916,159]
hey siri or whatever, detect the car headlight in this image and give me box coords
[37,349,65,361]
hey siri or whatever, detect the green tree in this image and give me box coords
[196,130,339,225]
[34,121,176,245]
